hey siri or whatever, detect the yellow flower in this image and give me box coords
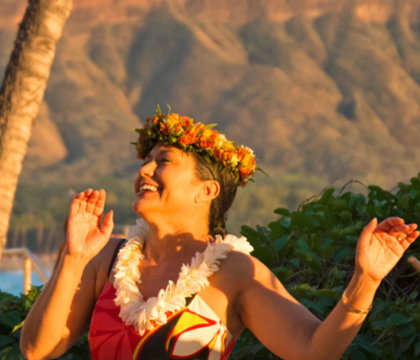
[135,109,257,185]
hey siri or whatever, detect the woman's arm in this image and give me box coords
[20,189,114,360]
[310,217,418,359]
[238,217,418,360]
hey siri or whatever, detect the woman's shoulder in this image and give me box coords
[212,249,261,288]
[207,250,278,327]
[215,248,282,297]
[91,236,127,296]
[92,236,126,267]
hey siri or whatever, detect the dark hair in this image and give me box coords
[192,153,238,237]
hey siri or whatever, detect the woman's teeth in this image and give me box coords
[140,184,158,192]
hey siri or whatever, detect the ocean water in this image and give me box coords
[0,270,46,296]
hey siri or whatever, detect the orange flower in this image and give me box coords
[179,116,192,128]
[185,128,197,142]
[222,149,234,164]
[238,152,256,176]
[160,123,168,135]
[213,147,222,160]
[166,113,180,131]
[134,109,257,186]
[179,133,195,146]
[175,123,183,133]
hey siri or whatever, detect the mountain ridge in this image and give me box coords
[2,0,420,30]
[1,0,419,186]
[2,0,420,235]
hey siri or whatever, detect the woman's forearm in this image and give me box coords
[20,253,91,360]
[310,271,380,360]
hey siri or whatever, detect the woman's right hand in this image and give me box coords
[66,189,114,261]
[20,189,114,360]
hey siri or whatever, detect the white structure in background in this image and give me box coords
[0,249,418,295]
[2,248,49,294]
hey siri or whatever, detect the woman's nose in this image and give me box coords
[139,161,156,178]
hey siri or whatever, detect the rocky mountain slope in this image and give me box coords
[2,0,420,235]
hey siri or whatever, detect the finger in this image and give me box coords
[359,218,378,246]
[74,191,84,199]
[407,223,418,233]
[390,224,418,240]
[84,188,93,196]
[86,190,100,213]
[389,224,414,237]
[78,189,93,212]
[396,231,418,252]
[93,189,106,216]
[377,217,404,231]
[405,230,419,245]
[71,191,87,212]
[70,197,81,215]
[101,210,114,239]
[389,224,409,232]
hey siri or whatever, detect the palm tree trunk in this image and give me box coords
[0,0,73,258]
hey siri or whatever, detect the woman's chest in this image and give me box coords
[139,267,243,336]
[90,283,239,360]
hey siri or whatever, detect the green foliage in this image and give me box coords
[10,171,325,251]
[233,174,420,360]
[228,171,326,234]
[9,176,139,252]
[0,287,89,360]
[5,3,420,205]
[0,288,40,360]
[2,175,420,359]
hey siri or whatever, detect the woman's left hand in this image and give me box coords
[355,217,419,282]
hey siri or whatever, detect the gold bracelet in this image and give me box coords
[341,290,372,315]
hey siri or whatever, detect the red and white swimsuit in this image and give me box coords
[89,283,235,360]
[89,219,253,360]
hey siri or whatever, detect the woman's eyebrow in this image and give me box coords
[160,149,174,155]
[160,148,181,157]
[145,148,176,161]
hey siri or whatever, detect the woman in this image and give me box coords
[20,109,418,360]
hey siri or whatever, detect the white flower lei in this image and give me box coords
[113,218,254,335]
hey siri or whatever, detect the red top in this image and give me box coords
[89,283,236,360]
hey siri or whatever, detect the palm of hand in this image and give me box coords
[68,211,104,255]
[66,189,114,260]
[356,218,418,282]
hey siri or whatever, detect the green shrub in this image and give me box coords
[232,174,420,359]
[0,287,89,360]
[2,174,420,359]
[0,288,39,359]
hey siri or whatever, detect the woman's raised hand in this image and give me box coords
[66,189,114,261]
[355,217,419,282]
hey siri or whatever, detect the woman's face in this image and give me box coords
[133,143,207,224]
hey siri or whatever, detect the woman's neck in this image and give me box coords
[142,221,212,265]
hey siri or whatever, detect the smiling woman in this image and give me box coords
[132,144,214,234]
[19,108,419,360]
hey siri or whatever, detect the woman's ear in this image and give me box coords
[196,180,220,203]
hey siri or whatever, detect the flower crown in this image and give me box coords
[134,107,257,186]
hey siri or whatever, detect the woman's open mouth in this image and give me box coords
[138,183,159,195]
